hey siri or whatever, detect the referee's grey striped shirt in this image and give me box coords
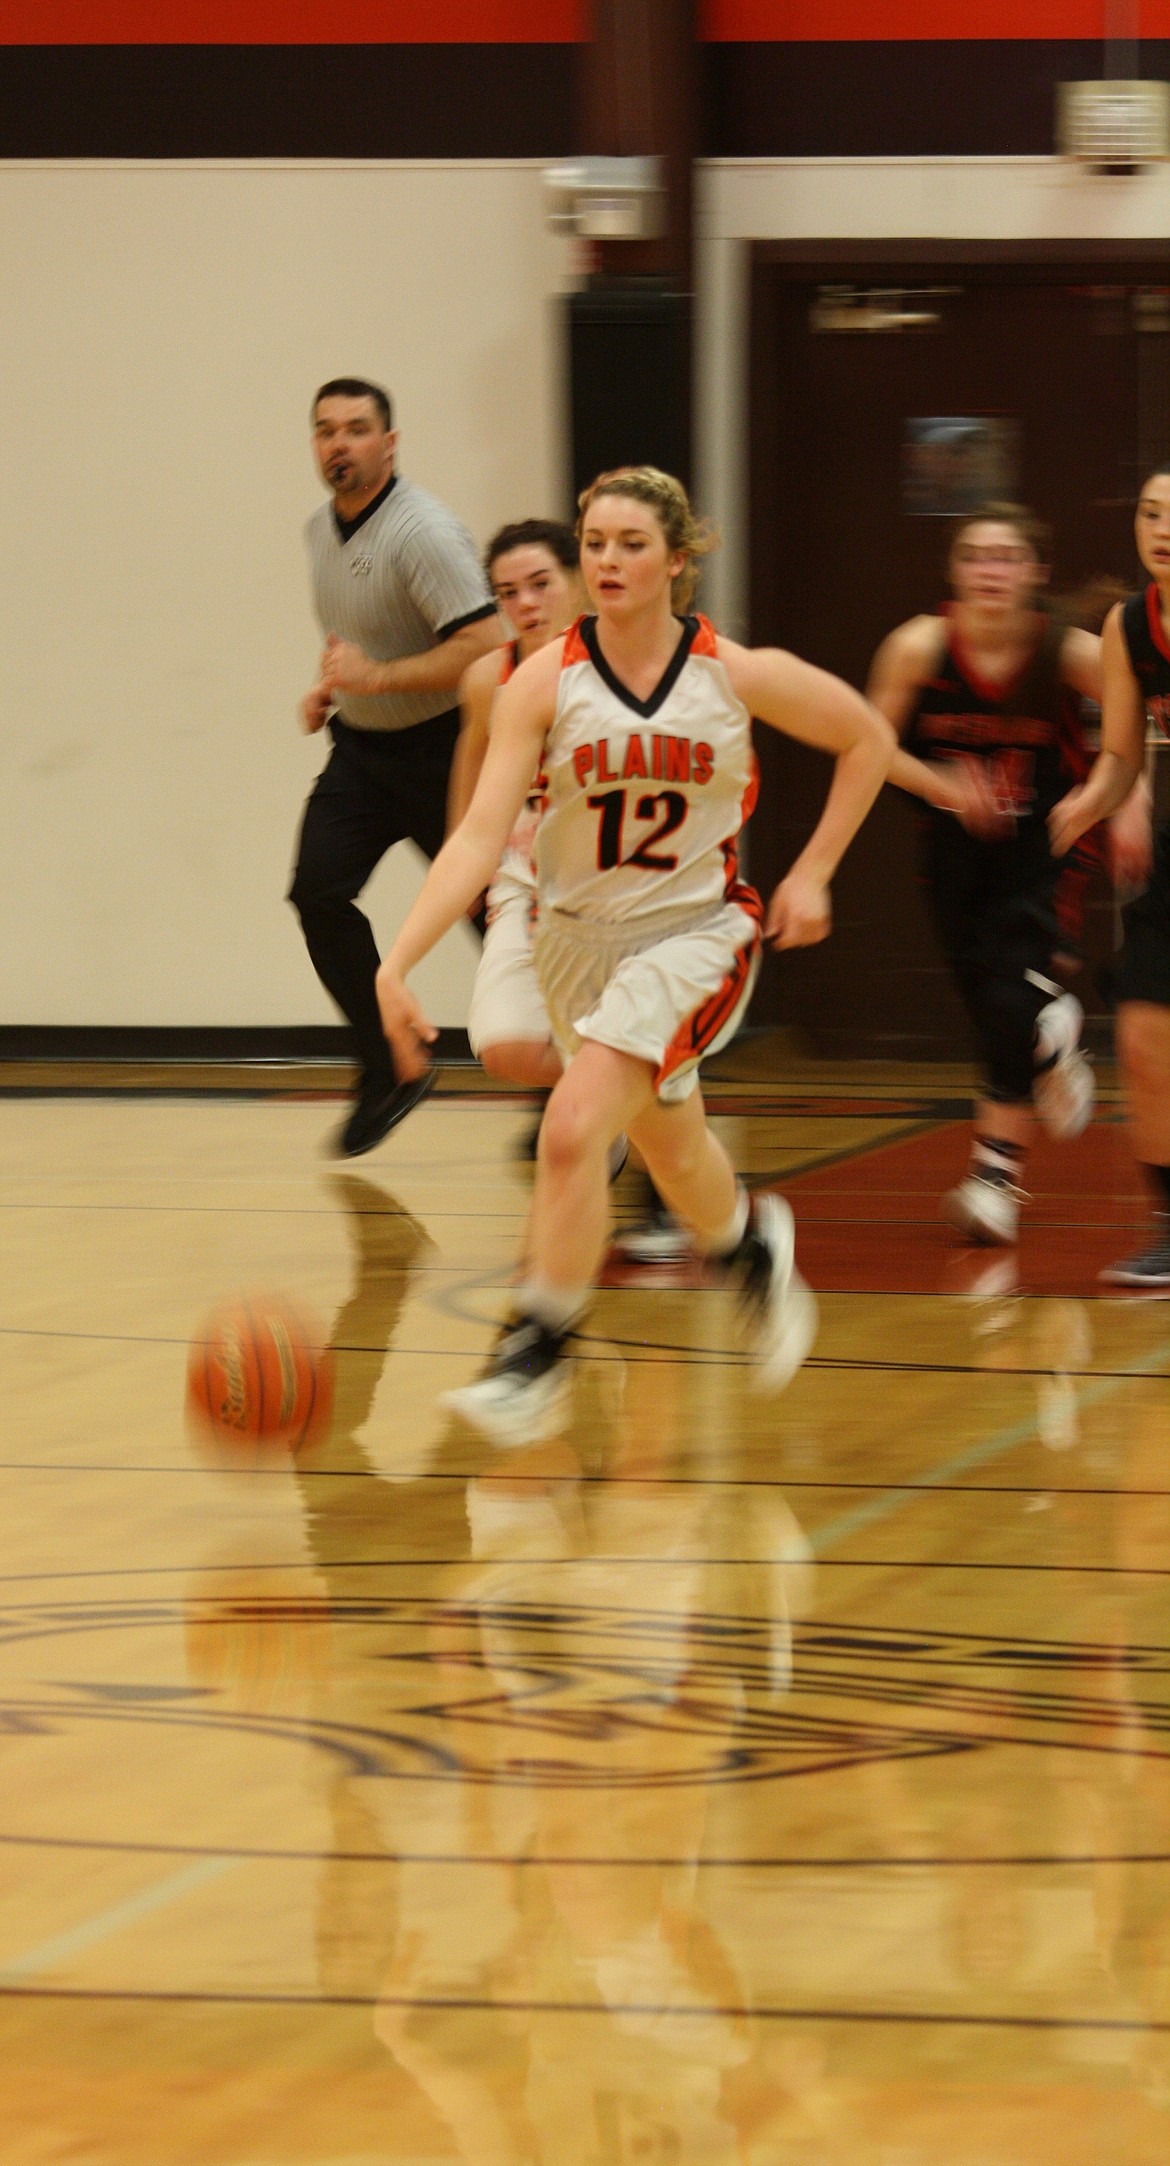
[305,473,496,733]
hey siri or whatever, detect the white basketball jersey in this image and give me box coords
[535,614,760,925]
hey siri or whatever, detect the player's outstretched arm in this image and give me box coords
[447,650,501,834]
[720,639,895,948]
[1050,604,1148,856]
[376,645,558,1077]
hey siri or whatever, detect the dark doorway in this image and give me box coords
[747,245,1170,1056]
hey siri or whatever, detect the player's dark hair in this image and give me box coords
[485,519,579,577]
[312,378,393,431]
[1139,463,1170,492]
[950,501,1052,564]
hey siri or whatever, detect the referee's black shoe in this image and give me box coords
[333,1067,436,1158]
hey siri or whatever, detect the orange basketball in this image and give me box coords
[186,1295,334,1455]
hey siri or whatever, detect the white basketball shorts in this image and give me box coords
[467,879,551,1057]
[533,892,762,1104]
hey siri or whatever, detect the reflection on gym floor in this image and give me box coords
[1,1085,1167,2162]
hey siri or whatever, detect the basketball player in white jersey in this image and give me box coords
[452,519,580,1095]
[376,467,895,1443]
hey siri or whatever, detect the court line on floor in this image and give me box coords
[0,1477,1167,1508]
[1,1472,1169,1501]
[0,1856,234,1986]
[0,1979,1165,2032]
[803,1326,1170,1555]
[5,1320,1170,1385]
[1,1829,1168,1871]
[0,1555,1162,1582]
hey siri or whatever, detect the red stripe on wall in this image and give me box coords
[704,0,1154,34]
[1,1,583,42]
[7,0,1160,40]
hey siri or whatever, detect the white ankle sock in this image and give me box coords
[518,1280,589,1335]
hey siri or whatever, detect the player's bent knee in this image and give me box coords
[479,1042,520,1083]
[538,1080,620,1173]
[479,1040,558,1088]
[537,1098,594,1174]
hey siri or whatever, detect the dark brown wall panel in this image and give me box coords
[705,41,1170,157]
[0,44,577,157]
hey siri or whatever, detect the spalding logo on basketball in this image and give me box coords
[186,1295,334,1457]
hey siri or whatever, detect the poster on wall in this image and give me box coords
[902,416,1020,517]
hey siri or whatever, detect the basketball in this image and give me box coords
[186,1295,334,1455]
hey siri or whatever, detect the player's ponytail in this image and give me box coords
[576,466,717,609]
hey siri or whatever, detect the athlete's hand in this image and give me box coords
[1108,780,1154,888]
[1048,783,1099,859]
[375,964,438,1082]
[320,634,387,698]
[299,680,332,734]
[765,871,832,949]
[937,760,1014,840]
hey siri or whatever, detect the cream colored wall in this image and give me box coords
[696,155,1170,639]
[0,159,567,1027]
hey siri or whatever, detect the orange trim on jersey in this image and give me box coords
[499,639,521,685]
[656,934,758,1089]
[691,613,719,659]
[725,876,764,923]
[560,616,591,669]
[1145,581,1170,665]
[719,755,761,902]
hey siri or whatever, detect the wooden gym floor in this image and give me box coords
[1,1045,1167,2164]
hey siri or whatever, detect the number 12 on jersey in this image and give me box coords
[587,788,688,872]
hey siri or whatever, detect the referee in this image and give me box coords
[291,378,501,1155]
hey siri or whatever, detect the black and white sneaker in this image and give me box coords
[1033,993,1095,1140]
[1100,1222,1170,1288]
[613,1203,692,1264]
[944,1172,1021,1246]
[441,1314,574,1444]
[730,1194,819,1392]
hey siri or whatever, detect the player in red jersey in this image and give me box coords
[870,504,1149,1246]
[1051,465,1170,1283]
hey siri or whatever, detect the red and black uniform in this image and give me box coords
[904,611,1094,1101]
[1116,583,1170,1007]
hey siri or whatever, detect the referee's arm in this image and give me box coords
[321,508,503,700]
[322,610,502,700]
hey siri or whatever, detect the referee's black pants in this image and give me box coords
[289,711,464,1088]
